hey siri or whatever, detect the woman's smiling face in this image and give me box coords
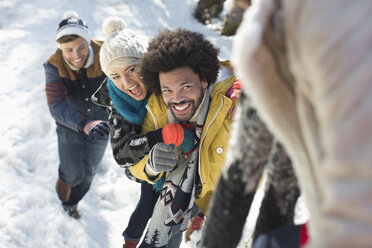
[110,64,147,101]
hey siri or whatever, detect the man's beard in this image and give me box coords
[168,100,195,122]
[168,87,205,122]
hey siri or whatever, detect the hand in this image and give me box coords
[146,143,178,175]
[83,120,109,140]
[226,78,242,119]
[162,123,195,153]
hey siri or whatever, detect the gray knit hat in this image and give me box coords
[56,11,91,44]
[100,16,146,76]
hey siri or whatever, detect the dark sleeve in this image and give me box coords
[199,91,274,248]
[108,107,163,167]
[44,62,85,131]
[253,142,300,241]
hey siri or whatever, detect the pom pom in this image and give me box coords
[103,16,127,37]
[62,10,79,20]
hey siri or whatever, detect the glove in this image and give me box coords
[225,78,242,119]
[162,123,195,153]
[146,143,178,176]
[83,120,109,140]
[225,77,242,100]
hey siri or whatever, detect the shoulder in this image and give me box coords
[46,49,63,68]
[219,59,234,72]
[143,93,168,131]
[147,93,167,113]
[91,39,104,47]
[210,61,235,97]
[44,61,58,72]
[211,74,235,97]
[44,55,64,83]
[86,40,105,77]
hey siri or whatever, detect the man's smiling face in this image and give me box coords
[159,66,208,122]
[60,37,89,69]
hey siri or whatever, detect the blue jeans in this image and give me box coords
[123,182,159,241]
[253,224,301,248]
[56,124,108,208]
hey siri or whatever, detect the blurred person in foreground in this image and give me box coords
[198,2,304,248]
[203,0,372,247]
[44,11,109,219]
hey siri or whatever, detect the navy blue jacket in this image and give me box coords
[44,39,108,132]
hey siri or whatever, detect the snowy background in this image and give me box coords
[0,0,262,247]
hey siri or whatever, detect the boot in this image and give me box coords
[56,178,71,202]
[123,238,139,248]
[68,208,81,219]
[185,213,205,242]
[63,204,81,220]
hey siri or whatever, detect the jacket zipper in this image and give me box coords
[198,95,225,186]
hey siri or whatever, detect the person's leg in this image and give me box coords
[56,125,86,213]
[57,125,107,211]
[64,134,108,206]
[167,203,202,248]
[84,134,108,178]
[252,224,301,248]
[57,124,86,187]
[61,175,93,208]
[123,182,159,242]
[167,225,183,248]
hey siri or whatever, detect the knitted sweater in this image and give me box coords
[91,78,163,182]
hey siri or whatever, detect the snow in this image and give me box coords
[0,0,257,247]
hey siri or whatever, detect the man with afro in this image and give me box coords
[126,28,239,247]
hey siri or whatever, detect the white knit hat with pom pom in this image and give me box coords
[56,10,91,44]
[100,16,146,76]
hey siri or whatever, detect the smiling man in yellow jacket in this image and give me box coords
[126,28,238,247]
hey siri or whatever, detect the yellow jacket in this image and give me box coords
[128,74,236,214]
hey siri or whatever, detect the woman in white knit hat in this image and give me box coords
[92,17,193,248]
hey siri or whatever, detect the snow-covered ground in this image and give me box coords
[0,0,260,247]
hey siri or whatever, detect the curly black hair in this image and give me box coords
[140,28,220,95]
